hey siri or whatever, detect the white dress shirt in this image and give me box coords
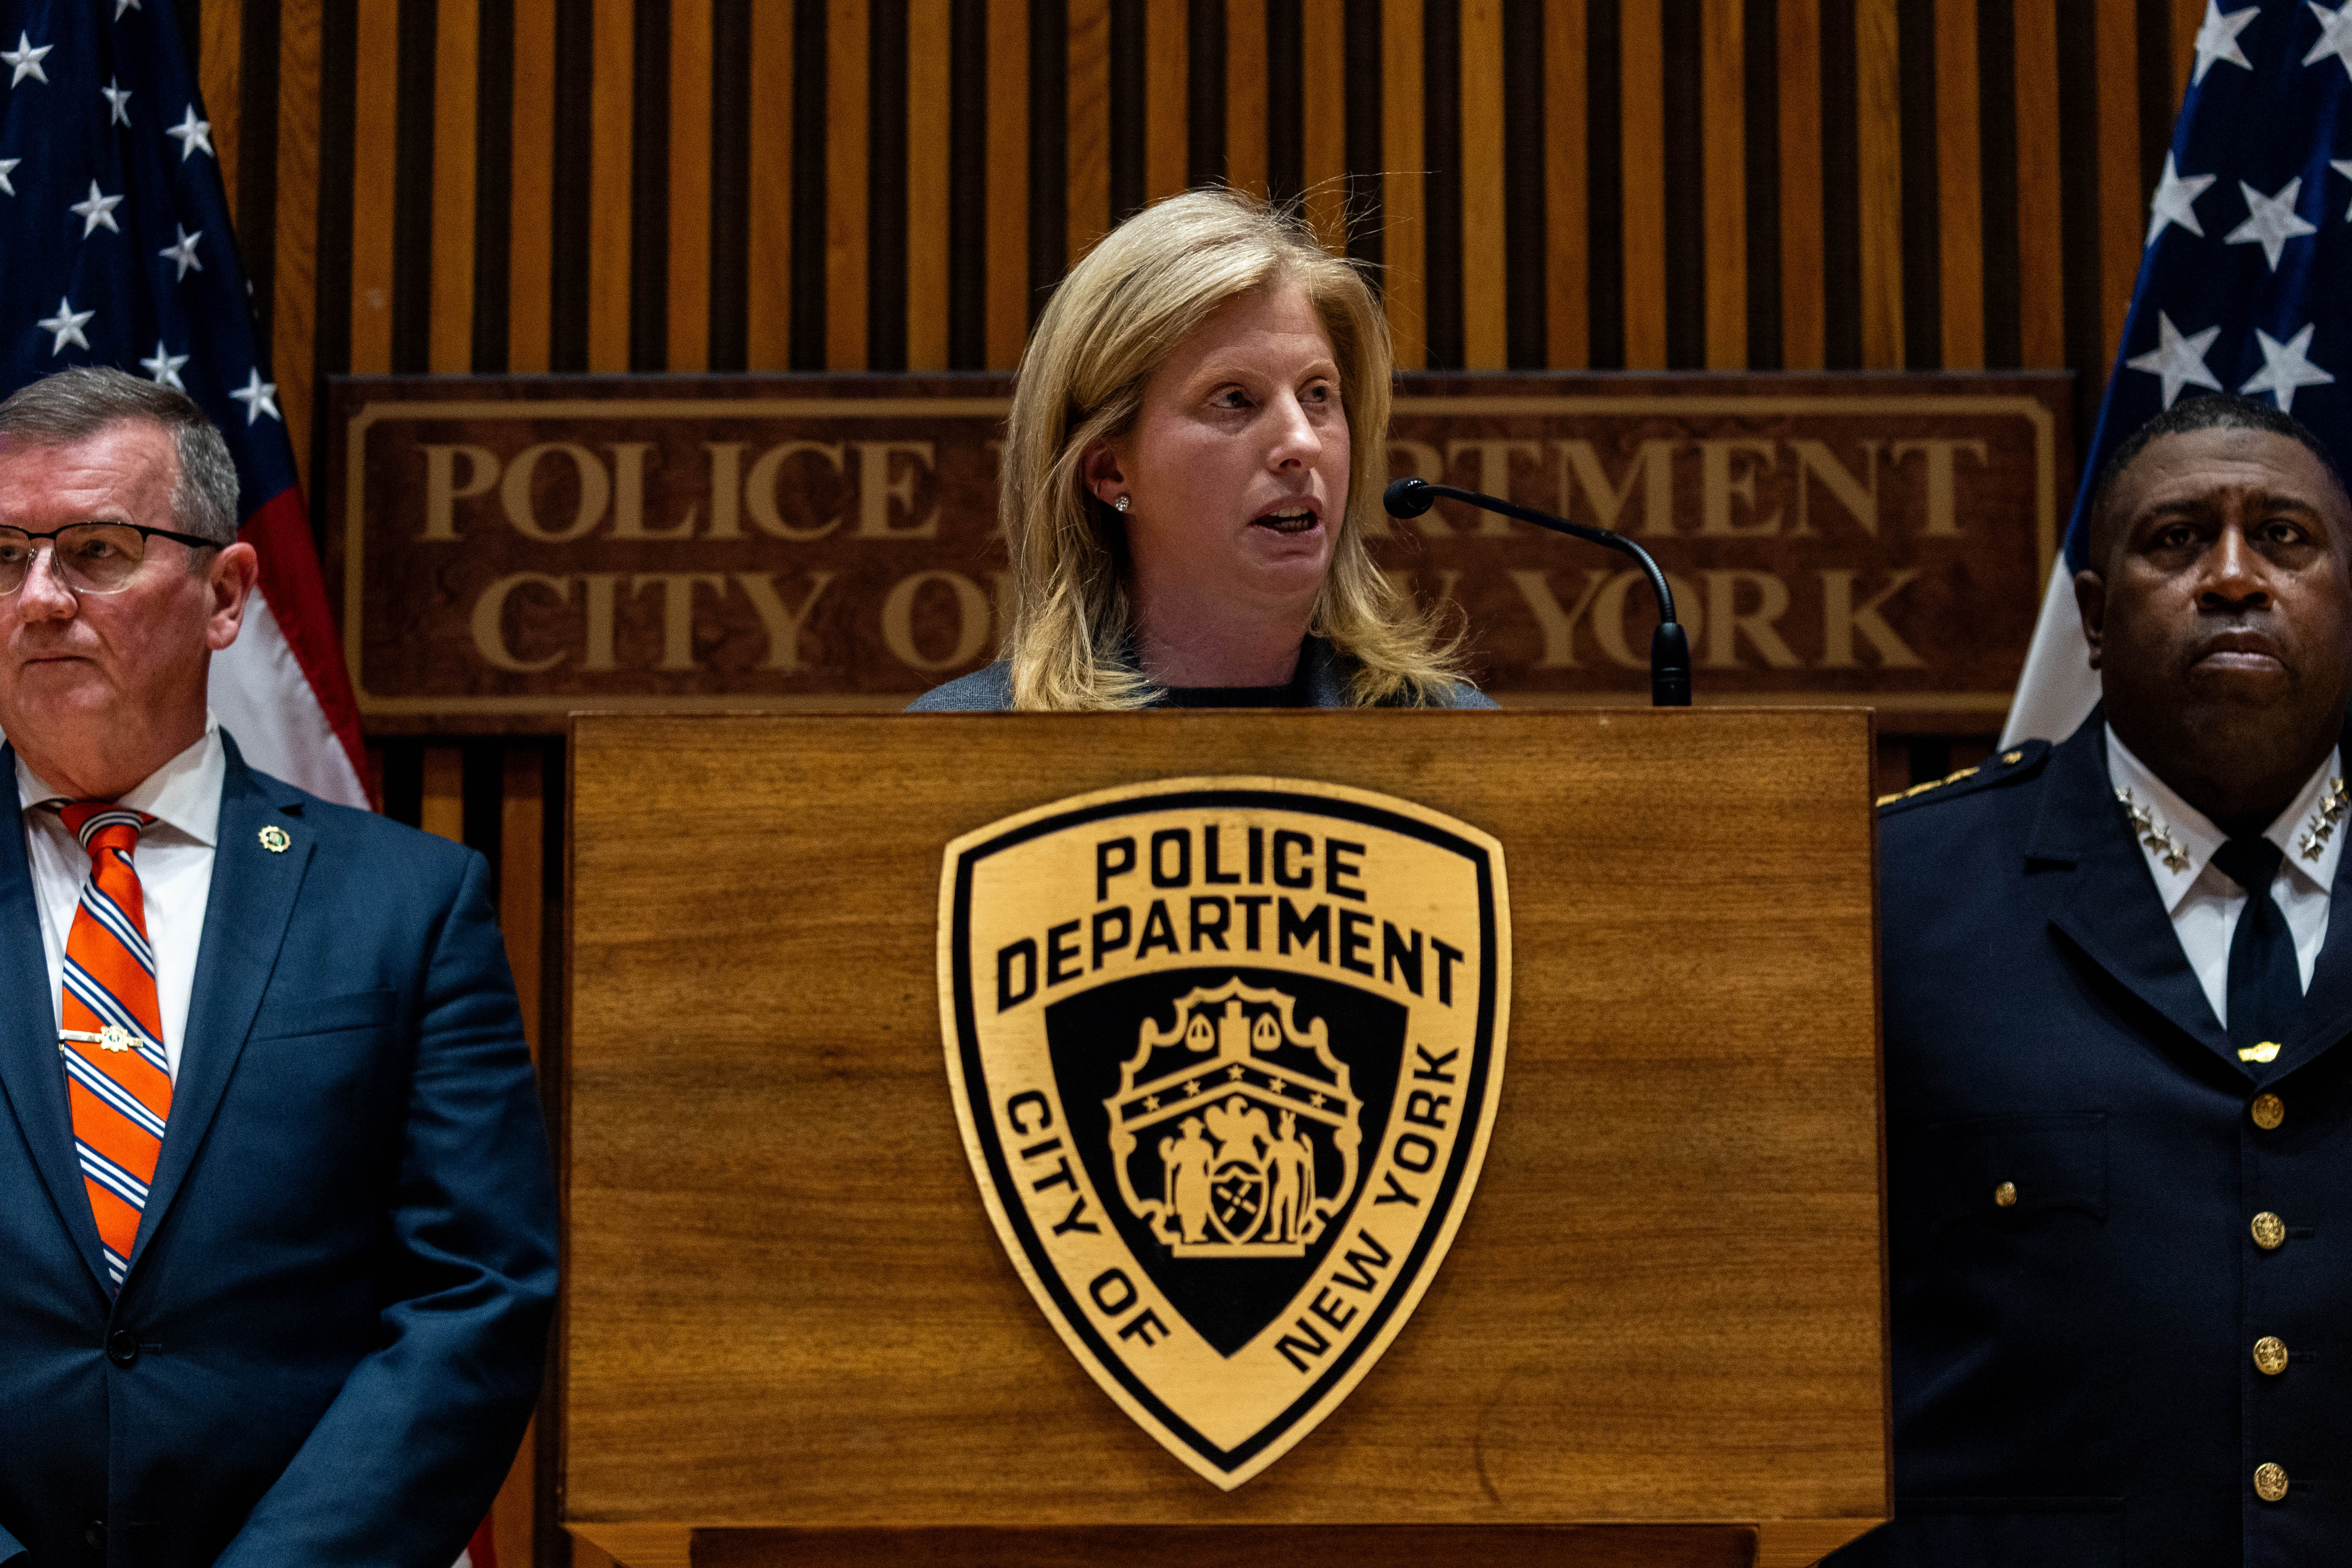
[2106,725,2344,1028]
[16,715,225,1083]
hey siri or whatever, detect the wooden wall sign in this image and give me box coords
[938,777,1510,1489]
[327,372,2069,734]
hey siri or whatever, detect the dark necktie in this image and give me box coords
[2212,835,2302,1056]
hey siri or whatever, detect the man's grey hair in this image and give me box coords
[0,367,241,546]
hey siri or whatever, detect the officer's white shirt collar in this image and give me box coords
[2106,725,2342,1027]
[15,711,225,847]
[2105,727,2343,912]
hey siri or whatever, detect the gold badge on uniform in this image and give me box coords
[938,777,1511,1490]
[258,824,290,853]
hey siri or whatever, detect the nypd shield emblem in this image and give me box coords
[939,777,1510,1488]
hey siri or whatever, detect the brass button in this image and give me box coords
[2252,1093,2285,1130]
[2252,1211,2288,1250]
[1993,1181,2018,1208]
[2254,1336,2290,1375]
[2255,1462,2290,1503]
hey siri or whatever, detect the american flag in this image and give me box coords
[2007,0,2352,744]
[0,0,364,806]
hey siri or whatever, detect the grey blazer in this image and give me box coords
[903,636,1497,711]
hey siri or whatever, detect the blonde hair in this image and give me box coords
[998,187,1466,709]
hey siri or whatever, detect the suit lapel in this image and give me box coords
[131,738,312,1262]
[0,744,112,1289]
[2031,717,2244,1076]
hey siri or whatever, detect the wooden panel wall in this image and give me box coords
[194,0,2204,506]
[186,4,2209,1562]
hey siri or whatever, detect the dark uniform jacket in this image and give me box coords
[1836,711,2352,1568]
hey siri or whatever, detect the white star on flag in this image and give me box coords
[159,225,202,280]
[70,180,124,238]
[3,31,52,87]
[2226,178,2319,270]
[2332,158,2352,218]
[114,0,140,16]
[2194,0,2259,81]
[139,341,189,392]
[164,105,214,161]
[2126,312,2226,407]
[36,296,94,355]
[2147,154,2216,246]
[100,76,131,126]
[229,368,281,425]
[2308,0,2352,74]
[0,157,16,197]
[2241,324,2336,412]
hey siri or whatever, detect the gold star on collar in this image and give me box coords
[2298,777,2348,860]
[2115,786,2191,873]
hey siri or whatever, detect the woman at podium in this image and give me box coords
[907,189,1492,712]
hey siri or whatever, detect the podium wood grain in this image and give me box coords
[565,710,1889,1565]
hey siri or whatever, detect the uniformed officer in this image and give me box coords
[1837,391,2352,1567]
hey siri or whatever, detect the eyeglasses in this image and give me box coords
[0,522,219,596]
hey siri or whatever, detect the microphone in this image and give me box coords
[1383,477,1692,708]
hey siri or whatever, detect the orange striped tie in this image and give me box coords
[54,802,169,1290]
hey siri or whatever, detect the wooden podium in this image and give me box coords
[564,709,1888,1568]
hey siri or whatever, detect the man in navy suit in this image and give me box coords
[1840,392,2352,1566]
[0,367,557,1566]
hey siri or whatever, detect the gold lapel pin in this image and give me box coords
[258,824,291,853]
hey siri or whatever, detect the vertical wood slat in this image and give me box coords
[490,1419,535,1568]
[1228,0,1269,196]
[1456,0,1506,368]
[1854,0,1902,367]
[2170,0,2198,103]
[1777,0,1825,367]
[419,746,465,843]
[668,0,714,371]
[588,0,634,370]
[984,0,1027,368]
[1700,0,1746,368]
[746,2,793,369]
[1933,0,1981,367]
[1382,0,1426,369]
[2093,0,2141,371]
[907,0,953,368]
[501,744,546,1049]
[826,0,869,368]
[1301,0,1346,250]
[1068,0,1112,259]
[1144,0,1188,202]
[431,0,480,374]
[349,0,401,374]
[1619,0,1667,368]
[274,0,321,490]
[201,0,244,220]
[2013,0,2065,368]
[1545,0,1588,368]
[508,0,557,372]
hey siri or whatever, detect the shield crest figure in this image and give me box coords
[939,777,1510,1488]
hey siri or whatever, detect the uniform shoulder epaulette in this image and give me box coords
[1877,738,2052,814]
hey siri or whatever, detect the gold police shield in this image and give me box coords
[939,777,1510,1488]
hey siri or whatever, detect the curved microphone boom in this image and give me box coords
[1383,477,1692,707]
